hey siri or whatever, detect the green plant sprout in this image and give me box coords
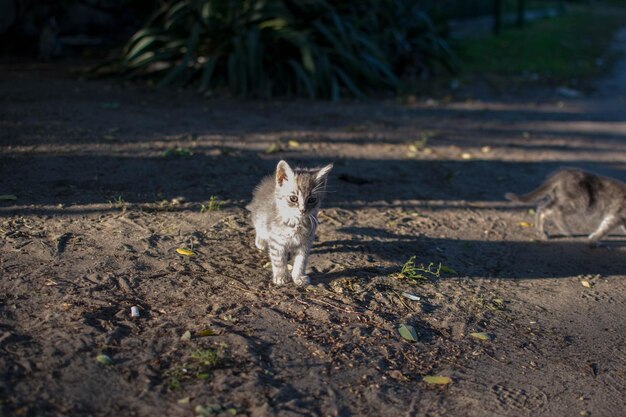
[201,195,223,212]
[391,256,457,282]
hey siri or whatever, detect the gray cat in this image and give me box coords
[247,160,333,285]
[505,168,626,244]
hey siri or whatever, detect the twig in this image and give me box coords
[392,291,417,312]
[307,296,364,315]
[226,278,263,297]
[118,216,151,233]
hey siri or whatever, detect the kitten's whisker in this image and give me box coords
[309,214,319,228]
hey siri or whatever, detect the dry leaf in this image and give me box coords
[423,375,452,385]
[265,141,284,154]
[388,370,406,380]
[176,248,195,256]
[470,332,492,341]
[180,330,192,341]
[197,329,216,337]
[96,354,114,365]
[581,280,591,288]
[518,221,532,228]
[288,140,300,148]
[461,152,472,160]
[398,324,418,342]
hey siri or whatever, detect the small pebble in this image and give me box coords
[131,306,140,318]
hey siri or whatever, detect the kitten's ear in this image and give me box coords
[276,160,295,187]
[315,163,334,182]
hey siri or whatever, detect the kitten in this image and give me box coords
[505,168,626,244]
[246,160,333,286]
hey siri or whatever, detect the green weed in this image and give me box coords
[200,196,223,212]
[190,348,221,368]
[476,294,506,312]
[164,345,225,390]
[391,256,457,283]
[108,196,127,212]
[162,147,192,158]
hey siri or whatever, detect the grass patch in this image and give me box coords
[108,195,127,212]
[162,147,192,158]
[190,348,221,368]
[390,256,457,283]
[164,346,225,390]
[476,294,506,312]
[455,5,626,86]
[200,196,223,212]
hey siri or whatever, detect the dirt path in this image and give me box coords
[1,55,625,417]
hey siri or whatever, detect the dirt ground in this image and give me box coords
[1,54,625,417]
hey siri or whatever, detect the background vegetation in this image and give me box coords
[4,0,625,98]
[108,0,456,99]
[455,4,626,90]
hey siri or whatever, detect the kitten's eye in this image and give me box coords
[289,195,298,203]
[307,197,318,205]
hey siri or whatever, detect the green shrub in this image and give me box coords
[111,0,455,98]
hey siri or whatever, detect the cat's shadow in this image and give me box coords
[312,227,626,280]
[548,234,626,248]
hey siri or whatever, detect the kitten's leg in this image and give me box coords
[268,241,289,285]
[535,204,551,240]
[588,214,620,246]
[255,234,268,251]
[291,245,311,286]
[253,215,269,250]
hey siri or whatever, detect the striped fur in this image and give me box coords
[505,168,626,244]
[246,160,333,285]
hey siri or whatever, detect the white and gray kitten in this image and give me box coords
[506,168,626,245]
[246,160,333,286]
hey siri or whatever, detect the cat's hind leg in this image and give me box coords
[551,208,572,237]
[535,200,553,240]
[588,214,620,246]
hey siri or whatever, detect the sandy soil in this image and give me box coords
[0,58,625,417]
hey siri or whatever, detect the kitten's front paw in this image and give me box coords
[272,274,290,285]
[255,236,268,250]
[292,275,310,286]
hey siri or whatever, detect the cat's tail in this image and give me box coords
[505,178,556,203]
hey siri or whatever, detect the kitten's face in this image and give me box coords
[275,160,332,225]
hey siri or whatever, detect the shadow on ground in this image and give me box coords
[313,226,626,281]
